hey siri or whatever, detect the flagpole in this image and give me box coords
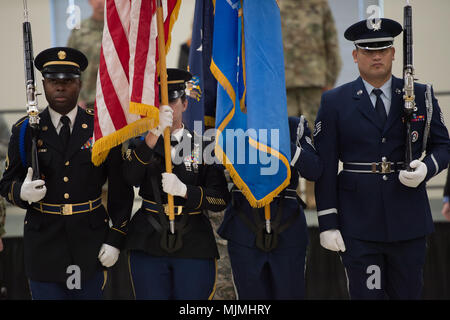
[156,0,175,234]
[264,205,271,234]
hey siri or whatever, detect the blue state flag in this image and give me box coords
[183,0,217,134]
[211,0,291,208]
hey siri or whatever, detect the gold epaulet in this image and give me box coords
[85,108,95,116]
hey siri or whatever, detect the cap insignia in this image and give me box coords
[369,19,382,31]
[58,51,67,60]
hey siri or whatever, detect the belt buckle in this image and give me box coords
[164,205,183,215]
[61,204,73,215]
[380,158,391,174]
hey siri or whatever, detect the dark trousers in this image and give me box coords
[129,250,216,300]
[28,271,105,300]
[227,240,306,300]
[340,236,427,300]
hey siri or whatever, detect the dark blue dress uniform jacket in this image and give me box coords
[219,116,322,249]
[0,106,134,282]
[123,129,230,259]
[314,76,450,242]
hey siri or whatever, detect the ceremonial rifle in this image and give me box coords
[22,0,41,179]
[403,0,415,171]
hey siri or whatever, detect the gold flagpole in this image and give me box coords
[264,205,271,234]
[156,0,175,234]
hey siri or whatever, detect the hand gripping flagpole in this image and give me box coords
[264,205,271,234]
[156,0,175,234]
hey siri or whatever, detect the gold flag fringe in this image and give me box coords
[129,102,160,118]
[91,116,157,166]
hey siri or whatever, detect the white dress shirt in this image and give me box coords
[48,106,78,134]
[362,77,392,117]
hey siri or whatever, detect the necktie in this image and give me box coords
[372,88,387,126]
[59,115,71,150]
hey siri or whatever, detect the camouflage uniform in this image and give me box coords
[280,0,342,125]
[67,17,103,108]
[0,115,10,238]
[208,210,236,300]
[280,0,342,208]
[0,195,5,238]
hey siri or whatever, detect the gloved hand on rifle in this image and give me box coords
[398,160,427,188]
[20,167,47,204]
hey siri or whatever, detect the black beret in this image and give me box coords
[344,18,403,50]
[34,47,88,79]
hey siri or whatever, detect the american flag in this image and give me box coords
[92,0,181,166]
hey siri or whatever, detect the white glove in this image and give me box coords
[320,229,346,252]
[151,105,173,137]
[399,160,427,188]
[98,243,120,268]
[161,172,187,197]
[20,167,47,204]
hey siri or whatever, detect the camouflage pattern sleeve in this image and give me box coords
[67,18,103,105]
[280,0,342,88]
[0,114,9,237]
[323,1,342,88]
[0,198,5,237]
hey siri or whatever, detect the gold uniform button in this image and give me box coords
[64,193,70,199]
[63,176,69,182]
[65,161,70,166]
[82,123,88,129]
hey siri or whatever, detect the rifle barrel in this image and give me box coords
[403,5,413,68]
[23,22,35,86]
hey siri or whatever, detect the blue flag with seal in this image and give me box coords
[183,0,217,134]
[211,0,291,208]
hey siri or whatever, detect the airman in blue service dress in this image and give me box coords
[218,116,322,299]
[0,47,134,299]
[123,68,230,300]
[314,19,450,299]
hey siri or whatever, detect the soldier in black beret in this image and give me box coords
[0,47,134,299]
[123,68,230,299]
[314,18,449,300]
